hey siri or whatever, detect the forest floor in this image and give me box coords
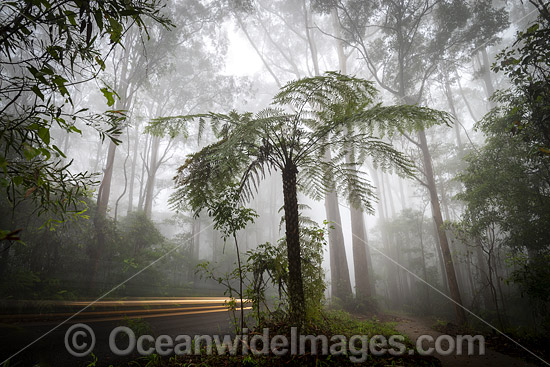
[373,313,541,367]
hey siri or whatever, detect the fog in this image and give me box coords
[1,0,549,365]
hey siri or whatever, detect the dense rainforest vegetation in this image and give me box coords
[1,0,549,366]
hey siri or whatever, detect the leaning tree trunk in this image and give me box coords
[418,129,467,325]
[89,139,117,292]
[282,161,305,326]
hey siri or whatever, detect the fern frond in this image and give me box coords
[350,104,454,138]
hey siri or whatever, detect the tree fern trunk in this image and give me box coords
[282,161,305,326]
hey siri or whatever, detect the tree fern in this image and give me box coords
[149,71,452,324]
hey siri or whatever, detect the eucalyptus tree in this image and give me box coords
[89,0,242,289]
[0,0,171,240]
[457,2,550,325]
[150,72,450,324]
[318,0,508,324]
[91,18,179,290]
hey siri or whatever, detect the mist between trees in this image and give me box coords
[1,0,549,353]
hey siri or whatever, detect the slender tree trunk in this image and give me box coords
[92,140,103,173]
[144,135,160,218]
[456,72,479,121]
[333,6,372,302]
[114,132,131,222]
[398,178,407,210]
[464,246,476,307]
[443,73,463,148]
[127,125,140,214]
[137,134,151,211]
[282,161,305,326]
[303,0,320,76]
[418,129,466,325]
[419,230,431,314]
[474,239,493,310]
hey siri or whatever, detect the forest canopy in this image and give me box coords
[1,1,550,366]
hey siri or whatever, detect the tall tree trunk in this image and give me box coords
[475,239,493,310]
[282,161,305,326]
[324,190,353,301]
[114,131,131,222]
[442,73,463,148]
[323,150,353,301]
[456,72,479,121]
[479,47,496,110]
[96,141,117,217]
[346,150,371,301]
[303,0,320,76]
[89,139,117,291]
[188,218,201,283]
[137,134,151,211]
[333,6,373,301]
[350,204,371,300]
[433,220,449,292]
[90,36,133,290]
[418,129,466,325]
[127,125,140,214]
[144,135,160,218]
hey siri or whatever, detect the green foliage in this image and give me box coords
[245,220,328,321]
[154,72,451,325]
[313,309,407,343]
[507,252,550,304]
[456,4,550,311]
[118,211,165,256]
[0,0,172,231]
[205,184,258,240]
[491,8,550,154]
[196,218,328,325]
[0,192,187,299]
[201,184,258,332]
